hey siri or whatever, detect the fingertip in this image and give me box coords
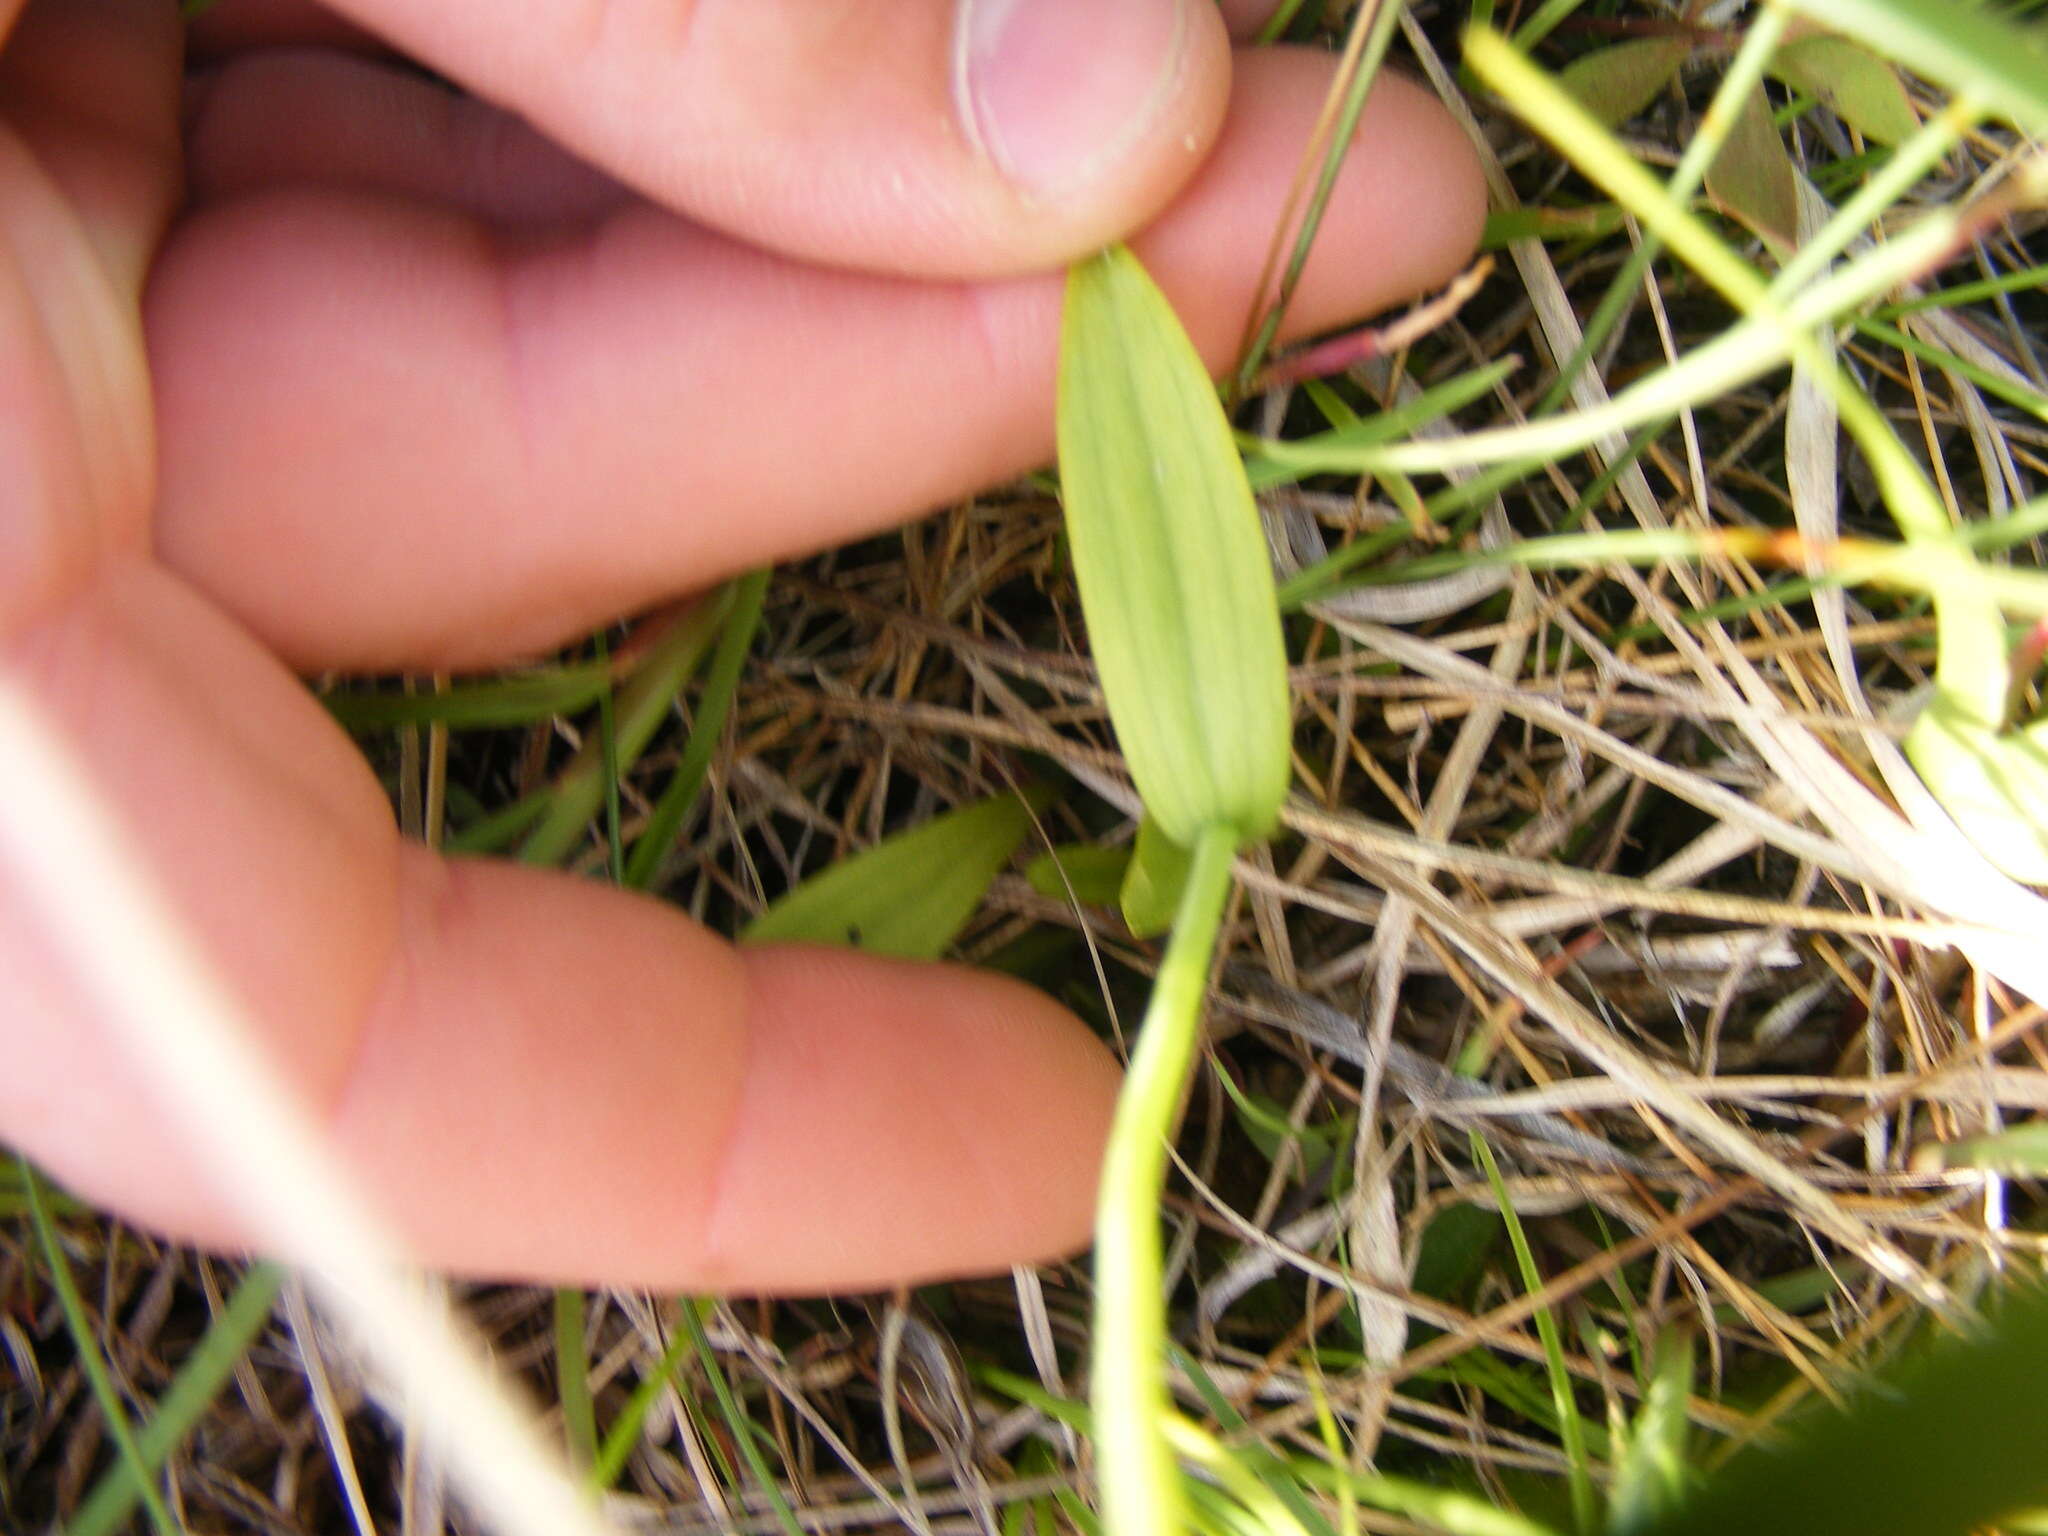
[707,946,1119,1288]
[951,0,1234,271]
[1136,48,1490,357]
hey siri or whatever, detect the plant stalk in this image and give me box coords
[1090,823,1239,1536]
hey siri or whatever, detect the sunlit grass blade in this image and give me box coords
[742,787,1047,957]
[1058,244,1291,847]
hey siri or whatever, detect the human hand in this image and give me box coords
[0,0,1483,1292]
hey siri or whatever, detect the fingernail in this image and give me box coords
[956,0,1191,201]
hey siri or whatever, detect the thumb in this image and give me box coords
[315,0,1231,278]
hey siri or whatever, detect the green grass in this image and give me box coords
[15,2,2048,1533]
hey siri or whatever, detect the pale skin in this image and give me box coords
[0,0,1484,1293]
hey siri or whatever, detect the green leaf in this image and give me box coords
[1905,554,2048,884]
[742,789,1046,958]
[1119,813,1195,939]
[1558,37,1693,127]
[1607,1328,1695,1536]
[1921,1119,2048,1175]
[1768,34,1919,146]
[1637,1281,2048,1536]
[1780,0,2048,137]
[1057,244,1292,846]
[1904,703,2048,884]
[1026,843,1131,907]
[1703,82,1798,253]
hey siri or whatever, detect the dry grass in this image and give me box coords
[9,1,2048,1532]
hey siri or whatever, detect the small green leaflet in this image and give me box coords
[1026,843,1132,907]
[1056,244,1292,848]
[1559,37,1692,128]
[742,788,1047,959]
[1119,813,1194,940]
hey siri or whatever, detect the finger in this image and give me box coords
[295,0,1233,279]
[0,0,181,297]
[2,564,1119,1291]
[185,49,631,227]
[150,49,1487,670]
[1218,0,1281,38]
[186,0,383,59]
[0,0,179,636]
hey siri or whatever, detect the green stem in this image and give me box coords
[1091,823,1238,1536]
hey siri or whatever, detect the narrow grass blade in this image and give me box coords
[676,1299,806,1536]
[1472,1134,1596,1536]
[555,1289,597,1468]
[588,1319,696,1491]
[520,593,733,868]
[324,660,615,731]
[624,568,770,889]
[66,1263,285,1536]
[22,1163,179,1536]
[1231,0,1404,394]
[1058,245,1291,846]
[742,787,1046,958]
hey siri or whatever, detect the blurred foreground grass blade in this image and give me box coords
[742,787,1047,958]
[1058,244,1291,846]
[1641,1282,2048,1536]
[1780,0,2048,135]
